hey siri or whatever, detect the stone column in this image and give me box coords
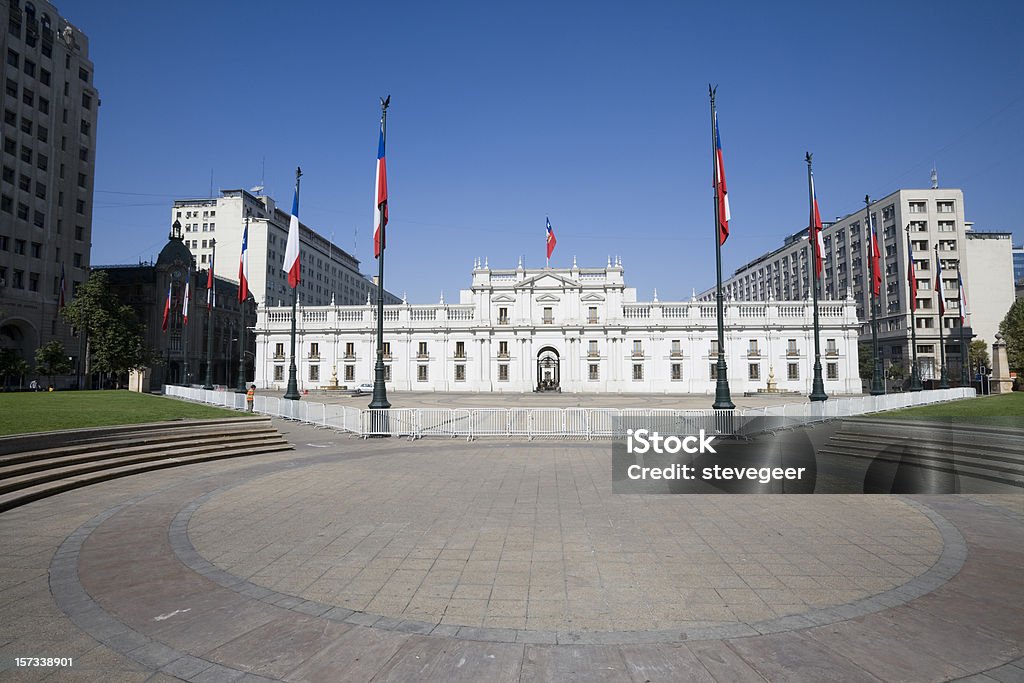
[991,333,1014,394]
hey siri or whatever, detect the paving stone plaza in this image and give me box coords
[1,409,1024,681]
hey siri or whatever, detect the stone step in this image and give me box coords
[0,441,295,512]
[826,433,1024,466]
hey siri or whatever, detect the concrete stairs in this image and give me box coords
[0,417,293,512]
[817,418,1024,490]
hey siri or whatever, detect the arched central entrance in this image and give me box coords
[536,347,560,392]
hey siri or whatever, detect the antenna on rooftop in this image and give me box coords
[931,164,938,189]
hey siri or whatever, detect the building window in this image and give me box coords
[588,363,599,381]
[937,221,955,232]
[455,341,465,359]
[542,306,553,324]
[382,342,390,358]
[344,365,355,382]
[710,363,718,380]
[788,363,799,380]
[274,343,285,359]
[273,365,284,381]
[498,364,509,381]
[588,306,598,324]
[936,201,954,214]
[498,340,509,358]
[417,365,428,382]
[710,339,720,357]
[747,339,759,356]
[671,363,682,381]
[588,340,599,357]
[417,341,428,358]
[632,340,643,357]
[455,364,466,381]
[908,201,927,214]
[343,342,354,359]
[498,307,509,324]
[670,339,681,357]
[384,365,392,381]
[749,363,760,380]
[826,362,839,380]
[632,363,643,381]
[826,338,838,355]
[309,342,319,359]
[309,365,320,382]
[787,339,798,356]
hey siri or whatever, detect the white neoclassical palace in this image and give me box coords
[253,260,862,394]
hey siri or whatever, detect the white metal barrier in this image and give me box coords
[162,386,977,440]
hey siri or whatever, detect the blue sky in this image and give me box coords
[66,0,1023,303]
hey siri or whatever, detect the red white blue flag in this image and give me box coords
[958,272,968,324]
[161,282,171,332]
[374,118,388,259]
[870,214,881,298]
[809,172,824,278]
[907,233,918,312]
[714,112,730,245]
[182,268,190,325]
[206,253,215,311]
[546,217,557,259]
[935,252,945,316]
[283,184,301,288]
[238,220,249,303]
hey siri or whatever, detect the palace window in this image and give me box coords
[543,307,553,324]
[787,339,798,355]
[274,343,284,359]
[418,341,428,358]
[747,339,759,356]
[749,363,760,380]
[382,342,390,358]
[498,340,509,358]
[827,362,839,380]
[632,340,643,357]
[345,342,355,358]
[273,365,284,381]
[344,365,354,381]
[455,341,465,359]
[787,363,800,380]
[670,339,681,357]
[588,340,599,357]
[671,363,682,381]
[498,307,509,324]
[588,306,598,324]
[309,365,319,382]
[588,363,599,380]
[455,364,466,381]
[710,339,720,357]
[309,342,319,359]
[826,338,838,355]
[498,364,509,381]
[417,365,428,382]
[632,363,643,381]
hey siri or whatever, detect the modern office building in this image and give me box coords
[1013,244,1024,286]
[253,260,861,394]
[171,188,400,310]
[0,0,97,371]
[699,189,1015,382]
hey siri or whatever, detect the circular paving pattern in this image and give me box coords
[188,446,946,633]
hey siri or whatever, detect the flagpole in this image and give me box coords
[906,225,923,391]
[182,269,190,386]
[935,244,949,389]
[284,168,302,402]
[865,195,883,395]
[369,96,392,414]
[237,217,249,394]
[805,154,827,402]
[956,258,968,386]
[203,238,216,390]
[710,85,734,410]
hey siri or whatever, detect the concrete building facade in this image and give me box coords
[171,189,400,310]
[699,189,1015,383]
[253,262,862,395]
[0,0,97,373]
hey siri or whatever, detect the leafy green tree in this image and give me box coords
[34,340,73,388]
[858,343,874,380]
[968,339,990,373]
[0,349,25,390]
[998,299,1024,373]
[60,271,155,388]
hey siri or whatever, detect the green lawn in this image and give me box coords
[879,391,1024,425]
[0,390,242,436]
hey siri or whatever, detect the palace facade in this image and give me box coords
[253,261,862,395]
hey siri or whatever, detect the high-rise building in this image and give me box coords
[171,188,400,309]
[0,0,97,377]
[698,189,1015,382]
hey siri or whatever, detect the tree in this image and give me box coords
[35,340,73,388]
[60,271,155,388]
[998,299,1024,373]
[0,349,25,390]
[858,343,874,380]
[968,339,990,373]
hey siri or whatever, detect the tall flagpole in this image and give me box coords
[806,153,827,401]
[284,168,302,401]
[906,225,923,391]
[237,218,248,393]
[956,258,968,386]
[865,195,884,395]
[936,244,949,389]
[710,86,734,410]
[369,96,392,413]
[203,239,216,389]
[182,268,190,386]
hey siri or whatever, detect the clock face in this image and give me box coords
[171,269,183,280]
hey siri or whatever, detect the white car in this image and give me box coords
[353,383,375,395]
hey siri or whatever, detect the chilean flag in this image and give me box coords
[206,253,215,311]
[238,220,249,303]
[935,251,945,316]
[870,214,881,298]
[809,172,824,278]
[546,217,557,259]
[714,111,730,245]
[161,281,172,332]
[283,184,301,288]
[958,272,968,324]
[906,233,918,312]
[182,268,190,326]
[374,119,388,259]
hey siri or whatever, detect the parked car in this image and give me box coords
[353,382,375,396]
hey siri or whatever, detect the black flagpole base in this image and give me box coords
[283,363,301,401]
[368,358,391,437]
[809,359,828,402]
[939,367,950,390]
[712,359,735,410]
[909,367,923,392]
[870,361,884,395]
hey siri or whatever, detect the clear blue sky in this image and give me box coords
[66,0,1023,303]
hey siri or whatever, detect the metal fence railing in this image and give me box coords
[162,386,976,440]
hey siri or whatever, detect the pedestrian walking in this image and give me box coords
[246,384,256,412]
